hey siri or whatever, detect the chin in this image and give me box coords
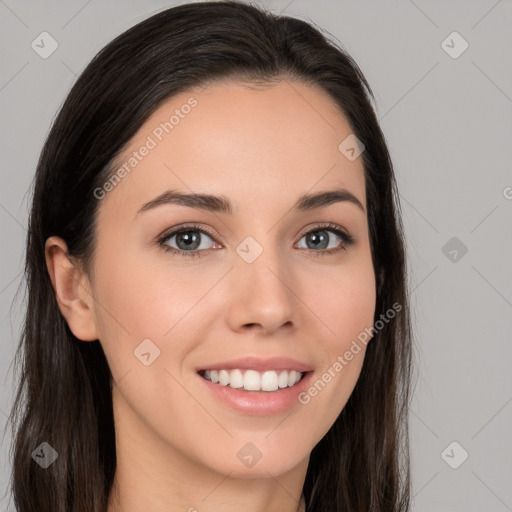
[202,443,309,479]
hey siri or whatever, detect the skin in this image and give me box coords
[45,79,376,512]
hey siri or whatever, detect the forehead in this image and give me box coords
[98,79,366,219]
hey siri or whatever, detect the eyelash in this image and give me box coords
[157,222,355,259]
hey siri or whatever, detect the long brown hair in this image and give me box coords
[8,1,414,510]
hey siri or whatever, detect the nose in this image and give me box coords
[225,245,296,336]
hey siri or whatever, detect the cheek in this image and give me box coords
[306,254,377,350]
[332,271,376,345]
[92,254,162,337]
[90,246,220,373]
[297,255,375,422]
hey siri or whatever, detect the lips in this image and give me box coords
[197,367,315,415]
[196,356,314,373]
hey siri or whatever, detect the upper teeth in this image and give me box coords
[203,369,304,392]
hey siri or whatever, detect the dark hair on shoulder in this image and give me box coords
[7,1,414,510]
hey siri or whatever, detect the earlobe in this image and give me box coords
[44,236,99,342]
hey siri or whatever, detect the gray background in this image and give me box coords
[1,0,511,510]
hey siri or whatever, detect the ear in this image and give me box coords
[45,236,99,342]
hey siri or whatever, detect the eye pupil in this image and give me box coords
[176,231,201,250]
[307,230,329,250]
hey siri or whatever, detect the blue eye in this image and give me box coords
[296,224,355,255]
[157,222,355,258]
[158,224,217,259]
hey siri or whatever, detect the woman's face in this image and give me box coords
[86,80,376,478]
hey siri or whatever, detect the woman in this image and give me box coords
[8,1,414,510]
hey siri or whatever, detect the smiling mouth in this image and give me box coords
[198,368,308,392]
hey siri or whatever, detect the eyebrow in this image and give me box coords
[136,187,365,217]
